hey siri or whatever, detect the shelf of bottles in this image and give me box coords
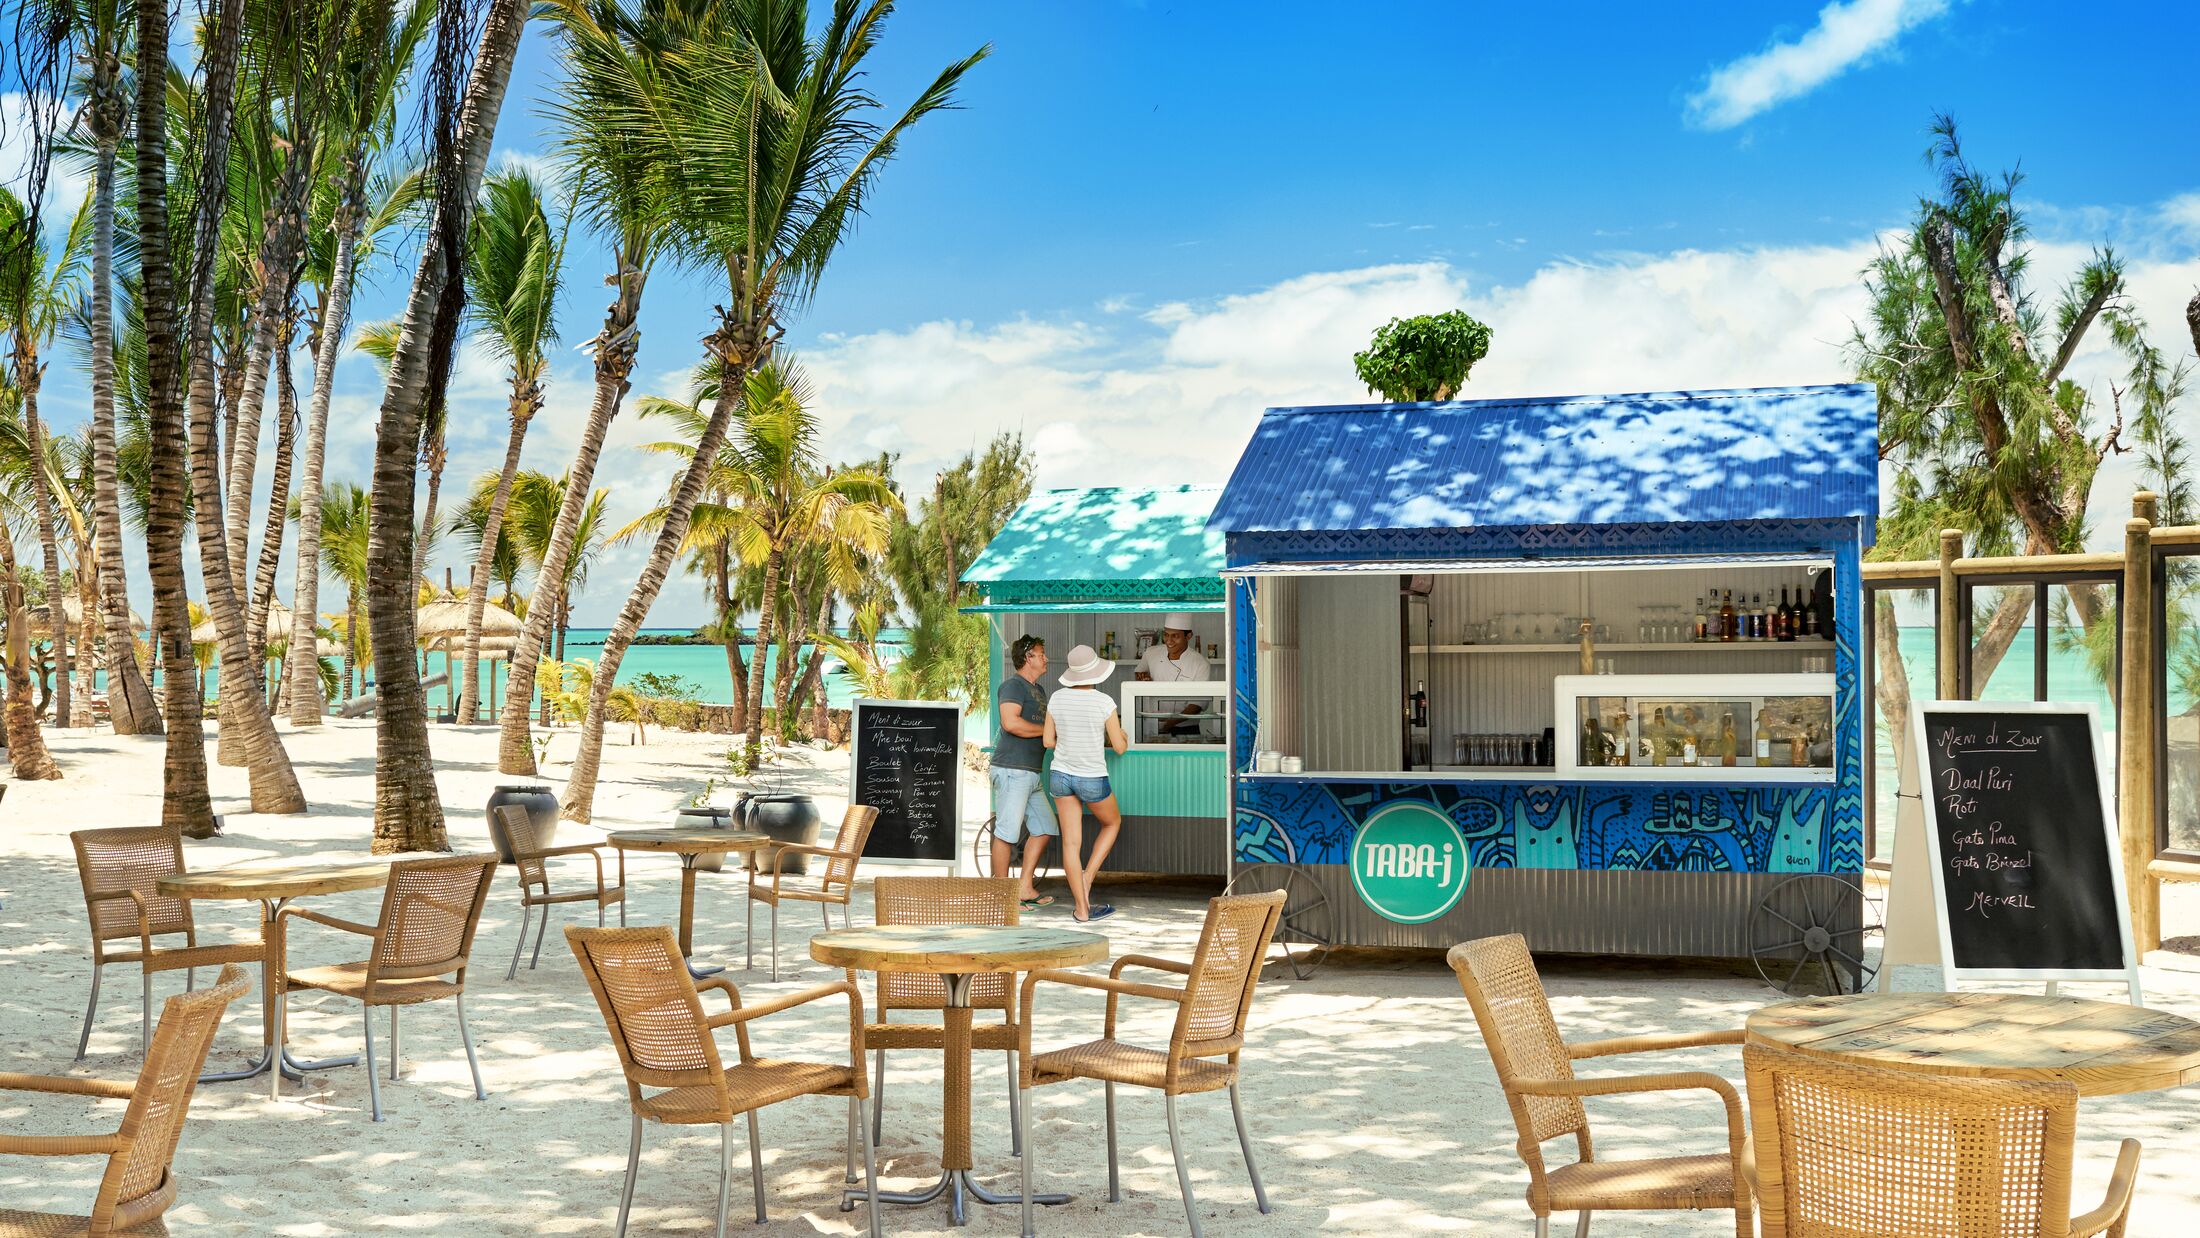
[1552,673,1836,782]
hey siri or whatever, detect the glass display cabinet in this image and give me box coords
[1553,673,1835,780]
[1120,681,1228,751]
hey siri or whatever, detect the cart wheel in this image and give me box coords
[974,816,1056,884]
[1749,874,1881,997]
[1225,862,1334,979]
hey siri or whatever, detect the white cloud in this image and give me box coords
[0,92,91,226]
[2164,193,2200,235]
[1686,0,1950,130]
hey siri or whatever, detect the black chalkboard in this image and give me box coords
[850,699,962,866]
[1916,706,2128,976]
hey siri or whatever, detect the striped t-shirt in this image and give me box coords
[1047,687,1117,778]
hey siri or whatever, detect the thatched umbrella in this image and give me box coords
[413,592,472,715]
[23,595,147,641]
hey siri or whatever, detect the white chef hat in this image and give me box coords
[1162,612,1196,632]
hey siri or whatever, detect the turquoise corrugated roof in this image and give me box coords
[1210,384,1878,536]
[963,486,1225,586]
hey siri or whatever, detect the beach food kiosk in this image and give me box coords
[1210,385,1877,973]
[961,486,1232,876]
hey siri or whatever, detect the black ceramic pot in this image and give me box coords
[748,794,823,875]
[675,805,736,873]
[486,784,559,863]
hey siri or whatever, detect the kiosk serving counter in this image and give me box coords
[961,486,1231,876]
[1209,385,1879,959]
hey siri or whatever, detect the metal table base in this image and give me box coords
[200,896,363,1087]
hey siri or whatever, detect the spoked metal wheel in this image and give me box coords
[1750,874,1881,997]
[1224,862,1334,979]
[975,815,1057,884]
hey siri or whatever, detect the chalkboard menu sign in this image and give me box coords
[850,699,962,867]
[1909,702,2136,989]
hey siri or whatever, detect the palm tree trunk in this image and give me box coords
[0,536,59,778]
[86,101,160,735]
[17,363,74,731]
[75,539,100,726]
[742,550,786,764]
[713,547,748,734]
[286,155,367,726]
[249,327,299,678]
[345,588,360,700]
[180,0,304,815]
[365,0,527,852]
[457,382,533,723]
[223,158,311,602]
[497,253,647,774]
[562,364,751,822]
[413,437,444,583]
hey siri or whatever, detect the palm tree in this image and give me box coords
[314,482,373,707]
[0,188,93,732]
[38,0,164,734]
[363,0,530,851]
[455,167,563,724]
[449,470,526,605]
[287,0,434,726]
[175,0,307,815]
[0,384,61,775]
[502,468,608,723]
[131,0,236,836]
[494,0,676,776]
[555,0,983,821]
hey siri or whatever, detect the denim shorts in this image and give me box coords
[1048,771,1113,804]
[990,767,1059,842]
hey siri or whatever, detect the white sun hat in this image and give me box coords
[1162,612,1197,632]
[1057,644,1114,687]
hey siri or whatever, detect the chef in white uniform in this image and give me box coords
[1135,613,1211,682]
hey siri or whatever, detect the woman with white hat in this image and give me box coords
[1041,644,1129,922]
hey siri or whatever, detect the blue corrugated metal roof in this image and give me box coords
[963,486,1225,585]
[1209,384,1878,534]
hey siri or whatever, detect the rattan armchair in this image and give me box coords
[70,827,265,1059]
[1447,934,1752,1238]
[565,925,880,1238]
[272,853,498,1122]
[496,804,627,979]
[853,876,1026,1159]
[1017,889,1286,1238]
[747,804,878,980]
[0,964,251,1236]
[1743,1041,2141,1238]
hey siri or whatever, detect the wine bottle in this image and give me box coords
[1719,590,1735,642]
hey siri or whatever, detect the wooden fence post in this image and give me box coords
[1937,530,1963,699]
[2121,494,2159,955]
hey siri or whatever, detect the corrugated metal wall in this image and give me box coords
[1299,867,1837,956]
[1298,575,1402,770]
[1095,815,1230,877]
[1255,576,1303,757]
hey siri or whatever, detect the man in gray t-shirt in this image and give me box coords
[990,635,1059,905]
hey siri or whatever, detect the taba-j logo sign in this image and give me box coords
[1350,803,1470,925]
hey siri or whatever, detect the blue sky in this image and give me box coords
[10,0,2200,626]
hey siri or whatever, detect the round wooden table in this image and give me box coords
[607,829,770,977]
[1747,991,2200,1097]
[159,858,391,1092]
[811,924,1109,1226]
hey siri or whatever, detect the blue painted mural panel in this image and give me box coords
[1232,776,1851,874]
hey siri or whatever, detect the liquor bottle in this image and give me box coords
[1787,584,1803,640]
[1103,630,1116,660]
[1719,713,1738,766]
[1411,681,1428,728]
[1719,590,1736,642]
[1693,597,1707,642]
[1754,593,1768,640]
[1773,586,1789,641]
[1805,603,1820,638]
[1682,731,1699,766]
[1753,714,1773,765]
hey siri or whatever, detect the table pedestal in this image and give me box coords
[199,897,362,1087]
[842,974,1071,1226]
[676,857,726,979]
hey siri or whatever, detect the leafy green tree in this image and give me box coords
[885,432,1033,716]
[1353,310,1492,402]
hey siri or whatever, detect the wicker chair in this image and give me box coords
[1017,889,1287,1238]
[747,804,878,980]
[272,853,498,1122]
[1447,934,1752,1238]
[853,877,1026,1159]
[69,827,265,1059]
[0,964,251,1236]
[497,804,627,980]
[1743,1041,2142,1238]
[565,925,880,1238]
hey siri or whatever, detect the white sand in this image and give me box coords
[4,719,2199,1235]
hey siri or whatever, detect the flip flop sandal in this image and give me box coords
[1020,895,1056,909]
[1075,904,1117,923]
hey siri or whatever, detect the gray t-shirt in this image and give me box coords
[992,676,1047,771]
